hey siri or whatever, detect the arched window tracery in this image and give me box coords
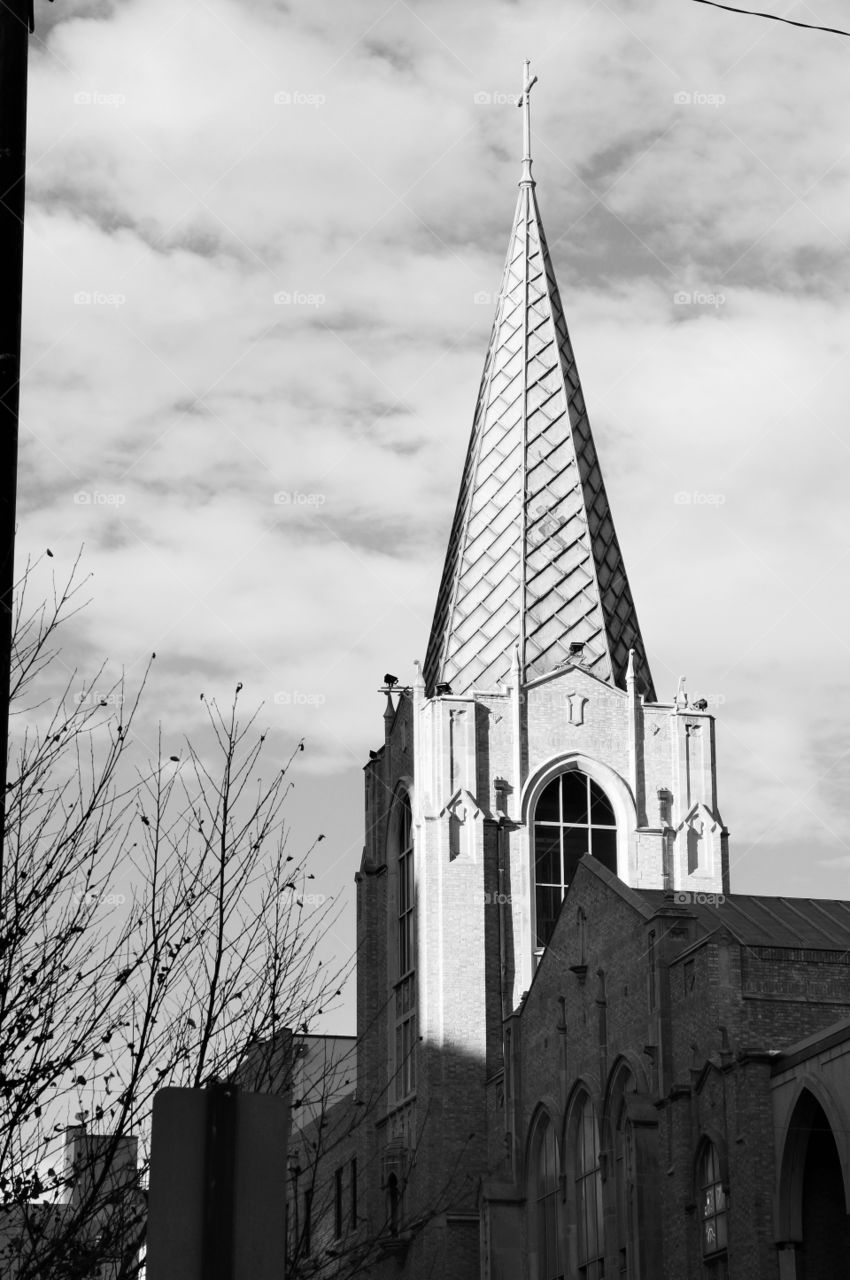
[533,769,617,947]
[528,1112,564,1280]
[576,1097,604,1280]
[697,1140,728,1268]
[393,791,415,1100]
[606,1064,641,1279]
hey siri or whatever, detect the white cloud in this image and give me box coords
[15,0,850,955]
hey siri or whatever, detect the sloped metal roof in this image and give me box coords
[423,175,654,700]
[639,890,850,950]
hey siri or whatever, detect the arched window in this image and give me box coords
[533,770,617,947]
[614,1097,637,1277]
[530,1114,563,1280]
[778,1088,850,1278]
[697,1140,728,1263]
[606,1070,640,1280]
[394,792,415,1100]
[574,1096,604,1280]
[387,1172,399,1237]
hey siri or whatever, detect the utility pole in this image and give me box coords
[0,0,38,888]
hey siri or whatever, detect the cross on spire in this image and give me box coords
[518,59,538,185]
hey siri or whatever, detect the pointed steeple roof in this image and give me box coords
[424,65,655,702]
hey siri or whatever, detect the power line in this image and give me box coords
[692,0,850,38]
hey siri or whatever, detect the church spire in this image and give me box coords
[423,66,655,702]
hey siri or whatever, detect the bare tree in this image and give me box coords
[0,554,349,1279]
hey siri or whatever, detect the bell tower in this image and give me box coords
[355,64,728,1280]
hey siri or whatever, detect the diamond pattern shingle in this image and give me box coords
[423,180,655,700]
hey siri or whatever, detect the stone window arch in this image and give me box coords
[532,768,617,948]
[389,788,415,1101]
[603,1059,660,1280]
[777,1085,850,1279]
[606,1059,640,1280]
[695,1137,728,1271]
[527,1109,564,1280]
[564,1091,604,1280]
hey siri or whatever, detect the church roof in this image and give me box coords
[640,890,850,951]
[423,66,654,701]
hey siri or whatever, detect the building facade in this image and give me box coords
[292,69,850,1280]
[0,1128,142,1279]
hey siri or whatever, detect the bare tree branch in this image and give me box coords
[0,556,349,1279]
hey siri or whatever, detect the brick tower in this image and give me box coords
[354,63,728,1280]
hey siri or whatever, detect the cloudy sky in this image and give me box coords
[16,0,850,1026]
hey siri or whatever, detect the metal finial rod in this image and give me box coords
[517,59,538,185]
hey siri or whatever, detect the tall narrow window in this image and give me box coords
[334,1165,343,1239]
[387,1173,400,1236]
[609,1062,661,1279]
[303,1188,312,1257]
[698,1141,728,1262]
[615,1103,636,1278]
[575,1097,604,1280]
[394,792,416,1099]
[350,1157,358,1230]
[534,771,617,947]
[533,1115,563,1280]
